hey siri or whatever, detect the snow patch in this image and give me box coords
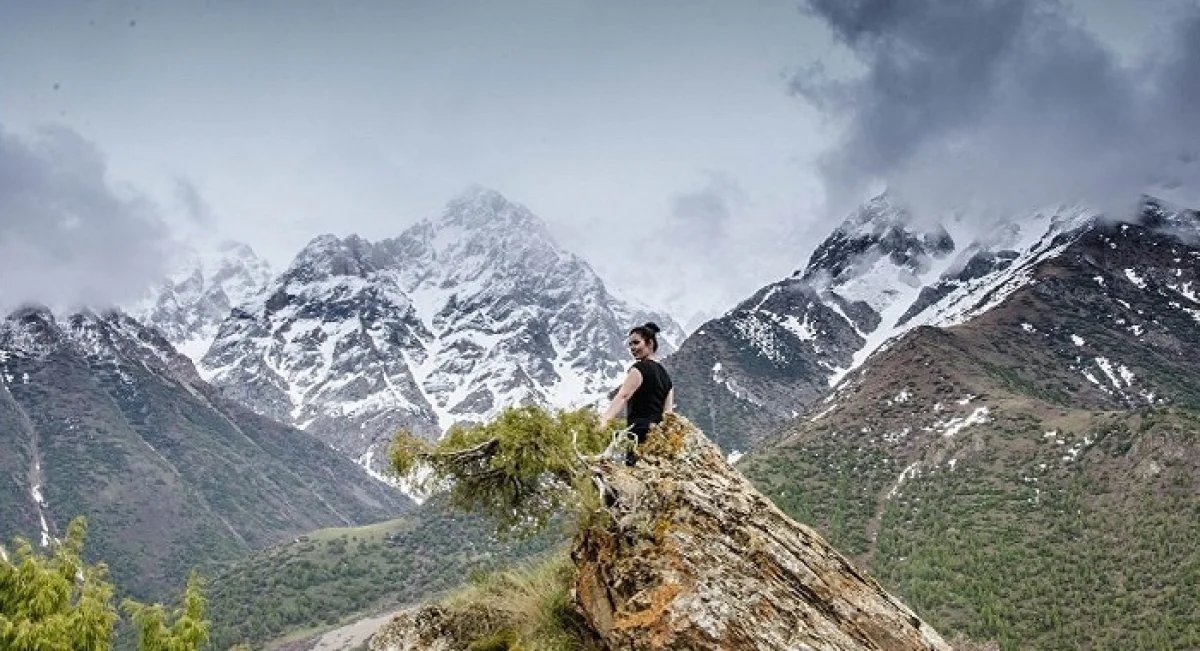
[809,403,839,422]
[1081,369,1107,392]
[887,462,920,499]
[1095,357,1132,391]
[1071,334,1085,346]
[1062,434,1095,463]
[726,450,744,465]
[731,314,787,364]
[936,407,991,437]
[1169,281,1198,304]
[778,313,819,341]
[1124,268,1147,289]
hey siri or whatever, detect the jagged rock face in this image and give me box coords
[202,186,683,473]
[801,195,956,310]
[0,307,411,600]
[571,416,950,650]
[670,194,1197,453]
[201,234,441,469]
[368,605,530,651]
[136,240,273,360]
[367,417,949,651]
[664,279,862,453]
[669,193,962,453]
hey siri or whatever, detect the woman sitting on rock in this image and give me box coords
[600,322,674,465]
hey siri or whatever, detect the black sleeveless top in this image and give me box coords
[627,359,673,423]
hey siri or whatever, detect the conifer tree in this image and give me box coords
[0,517,118,650]
[1,516,211,651]
[123,571,209,651]
[390,405,612,535]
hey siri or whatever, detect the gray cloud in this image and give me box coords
[174,177,215,227]
[795,0,1200,219]
[0,124,177,313]
[667,171,749,248]
[646,171,812,324]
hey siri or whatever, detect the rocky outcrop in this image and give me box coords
[571,416,949,650]
[370,416,950,650]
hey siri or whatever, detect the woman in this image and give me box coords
[600,322,674,465]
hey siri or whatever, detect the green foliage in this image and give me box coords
[208,406,605,648]
[122,571,209,651]
[204,505,563,649]
[0,516,209,651]
[0,517,118,650]
[447,549,587,651]
[390,406,610,535]
[744,409,1200,650]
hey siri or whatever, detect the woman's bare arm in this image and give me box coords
[664,387,675,414]
[600,368,643,428]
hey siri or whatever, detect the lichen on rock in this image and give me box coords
[371,414,951,650]
[570,414,950,650]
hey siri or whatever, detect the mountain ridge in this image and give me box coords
[195,187,684,475]
[0,306,412,600]
[667,194,1196,453]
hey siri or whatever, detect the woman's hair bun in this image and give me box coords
[643,322,661,334]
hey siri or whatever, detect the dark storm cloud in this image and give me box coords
[795,0,1200,219]
[0,124,176,312]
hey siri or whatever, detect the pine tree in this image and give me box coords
[1,516,211,650]
[123,571,210,651]
[0,517,118,650]
[390,405,611,535]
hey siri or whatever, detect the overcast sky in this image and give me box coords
[1,0,1196,325]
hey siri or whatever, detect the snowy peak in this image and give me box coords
[283,234,388,283]
[136,240,273,360]
[798,193,956,321]
[0,307,62,360]
[200,187,682,476]
[439,185,552,238]
[668,195,1197,452]
[1,307,195,385]
[1137,195,1200,242]
[801,193,955,285]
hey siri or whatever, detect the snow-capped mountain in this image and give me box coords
[201,186,683,471]
[734,198,1200,651]
[668,193,1200,453]
[137,240,273,360]
[0,306,411,598]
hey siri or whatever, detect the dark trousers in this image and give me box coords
[625,419,658,466]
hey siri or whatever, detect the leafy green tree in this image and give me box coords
[0,517,118,650]
[390,406,611,535]
[123,571,209,651]
[1,516,210,651]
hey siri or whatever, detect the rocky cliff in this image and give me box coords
[368,416,950,650]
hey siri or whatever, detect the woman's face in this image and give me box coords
[627,333,652,360]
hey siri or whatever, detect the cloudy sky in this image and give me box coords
[1,0,1196,325]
